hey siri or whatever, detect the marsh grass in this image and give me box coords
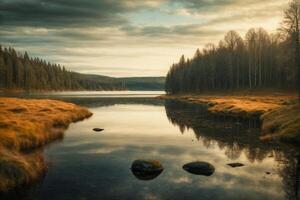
[261,104,300,143]
[0,98,92,192]
[160,94,300,144]
[159,94,296,118]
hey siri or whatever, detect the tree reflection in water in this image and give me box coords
[164,99,300,200]
[279,156,300,200]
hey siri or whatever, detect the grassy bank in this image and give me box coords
[159,93,300,143]
[0,98,92,192]
[261,104,300,144]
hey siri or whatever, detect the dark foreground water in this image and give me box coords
[1,91,300,200]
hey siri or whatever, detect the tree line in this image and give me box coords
[166,0,300,99]
[0,46,123,91]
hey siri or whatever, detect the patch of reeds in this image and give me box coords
[0,98,92,192]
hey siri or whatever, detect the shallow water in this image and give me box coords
[1,92,299,200]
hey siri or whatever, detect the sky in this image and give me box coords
[0,0,289,77]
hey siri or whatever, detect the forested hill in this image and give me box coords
[118,77,165,91]
[165,1,300,95]
[0,45,166,91]
[165,28,296,94]
[0,46,124,91]
[166,28,300,93]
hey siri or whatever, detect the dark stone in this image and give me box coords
[266,172,271,175]
[93,128,104,132]
[131,159,164,181]
[183,161,215,176]
[227,163,245,168]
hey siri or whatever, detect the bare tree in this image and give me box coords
[246,28,257,89]
[282,0,300,102]
[224,30,243,89]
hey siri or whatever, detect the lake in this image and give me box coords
[1,91,299,200]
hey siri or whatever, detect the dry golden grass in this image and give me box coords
[159,93,300,144]
[0,98,92,192]
[0,147,47,191]
[261,104,300,143]
[159,93,297,118]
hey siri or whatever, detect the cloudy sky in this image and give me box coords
[0,0,288,77]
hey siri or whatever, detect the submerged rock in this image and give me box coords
[183,161,215,176]
[227,163,245,168]
[93,128,104,132]
[131,159,164,181]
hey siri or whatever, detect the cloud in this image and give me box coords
[0,0,166,28]
[120,24,224,45]
[121,0,286,39]
[171,0,285,12]
[0,0,288,77]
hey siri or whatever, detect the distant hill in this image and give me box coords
[77,73,116,82]
[0,45,165,91]
[118,77,165,91]
[75,74,165,91]
[0,46,124,91]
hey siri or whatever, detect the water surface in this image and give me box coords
[1,91,299,200]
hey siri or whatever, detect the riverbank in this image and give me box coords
[158,94,300,143]
[0,98,92,192]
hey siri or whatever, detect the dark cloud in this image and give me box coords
[0,0,284,32]
[172,0,237,10]
[0,0,138,27]
[121,24,223,38]
[170,0,279,12]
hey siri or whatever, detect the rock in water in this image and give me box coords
[227,163,245,168]
[131,159,164,181]
[183,161,215,176]
[93,128,104,132]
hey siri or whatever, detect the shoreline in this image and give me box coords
[158,94,300,144]
[0,88,127,94]
[0,98,92,192]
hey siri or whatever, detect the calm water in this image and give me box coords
[1,91,300,200]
